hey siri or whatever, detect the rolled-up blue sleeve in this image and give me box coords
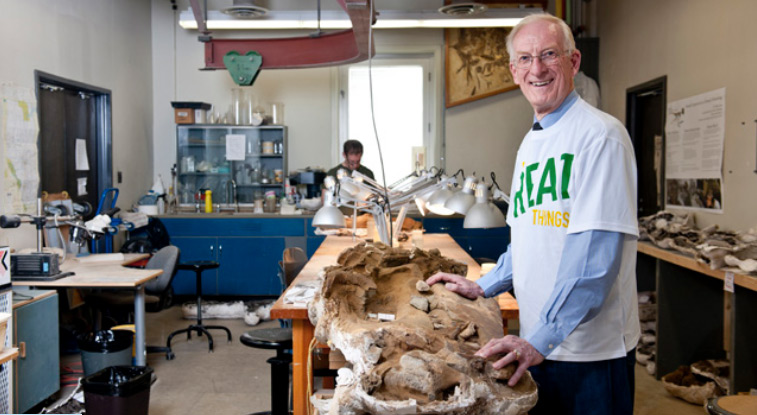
[476,244,513,297]
[525,230,624,357]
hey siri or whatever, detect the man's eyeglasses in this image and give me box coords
[513,50,570,69]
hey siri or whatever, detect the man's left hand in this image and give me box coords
[475,335,544,387]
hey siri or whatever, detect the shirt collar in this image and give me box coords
[532,90,579,130]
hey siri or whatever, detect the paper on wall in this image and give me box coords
[664,88,725,213]
[75,138,90,170]
[77,177,87,196]
[1,83,40,214]
[225,134,245,161]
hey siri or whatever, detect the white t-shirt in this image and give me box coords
[507,97,641,361]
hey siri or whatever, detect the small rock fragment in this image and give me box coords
[409,295,430,312]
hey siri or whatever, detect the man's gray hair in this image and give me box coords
[506,13,576,61]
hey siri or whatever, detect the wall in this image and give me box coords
[152,0,533,197]
[0,0,154,249]
[598,0,757,230]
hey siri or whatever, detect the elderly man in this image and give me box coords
[428,13,639,415]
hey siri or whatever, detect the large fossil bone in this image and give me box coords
[309,242,537,414]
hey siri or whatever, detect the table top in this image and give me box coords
[11,253,162,288]
[271,234,518,320]
[638,241,757,292]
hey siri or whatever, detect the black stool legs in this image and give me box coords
[166,261,232,358]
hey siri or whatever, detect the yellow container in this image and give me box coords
[204,190,213,213]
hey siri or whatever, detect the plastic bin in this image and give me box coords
[77,330,133,376]
[83,365,153,415]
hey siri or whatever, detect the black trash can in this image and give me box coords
[82,365,153,415]
[77,330,133,376]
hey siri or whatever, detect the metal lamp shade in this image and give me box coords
[463,202,506,228]
[444,190,475,214]
[426,187,455,215]
[312,205,346,228]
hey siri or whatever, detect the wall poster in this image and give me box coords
[664,88,725,213]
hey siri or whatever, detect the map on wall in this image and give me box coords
[1,84,39,214]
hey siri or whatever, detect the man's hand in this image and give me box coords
[426,272,485,300]
[475,335,545,387]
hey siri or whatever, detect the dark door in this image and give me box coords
[36,73,112,219]
[38,87,98,214]
[626,77,667,218]
[627,77,667,292]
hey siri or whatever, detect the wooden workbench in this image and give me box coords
[637,241,757,393]
[271,234,518,415]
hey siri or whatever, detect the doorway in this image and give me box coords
[35,71,112,219]
[627,76,667,218]
[627,76,666,291]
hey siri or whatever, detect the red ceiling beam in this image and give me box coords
[189,0,375,70]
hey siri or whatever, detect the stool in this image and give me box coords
[706,395,757,415]
[240,328,293,415]
[166,261,232,356]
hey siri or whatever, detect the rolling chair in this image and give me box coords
[86,245,181,359]
[240,247,328,415]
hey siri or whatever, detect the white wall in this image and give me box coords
[152,0,533,196]
[598,0,757,230]
[0,0,153,249]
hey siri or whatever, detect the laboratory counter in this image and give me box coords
[159,214,510,297]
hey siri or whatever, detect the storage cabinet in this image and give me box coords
[12,289,58,414]
[163,217,306,296]
[176,125,288,207]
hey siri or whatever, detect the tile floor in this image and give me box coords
[55,305,707,414]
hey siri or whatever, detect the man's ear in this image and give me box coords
[570,49,582,77]
[510,62,520,85]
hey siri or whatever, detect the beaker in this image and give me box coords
[231,88,244,125]
[271,102,285,125]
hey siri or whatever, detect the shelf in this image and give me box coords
[179,172,231,176]
[238,183,283,188]
[0,348,19,365]
[638,242,757,292]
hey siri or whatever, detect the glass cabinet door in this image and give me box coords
[177,125,287,208]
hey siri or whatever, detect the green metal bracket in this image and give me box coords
[223,51,263,86]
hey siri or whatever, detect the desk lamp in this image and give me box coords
[444,174,478,214]
[463,174,510,229]
[312,176,346,229]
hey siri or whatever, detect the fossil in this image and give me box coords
[309,241,537,415]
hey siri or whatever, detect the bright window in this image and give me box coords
[338,55,437,186]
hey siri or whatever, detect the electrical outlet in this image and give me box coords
[117,171,122,183]
[411,146,426,171]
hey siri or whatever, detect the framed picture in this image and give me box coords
[445,27,518,108]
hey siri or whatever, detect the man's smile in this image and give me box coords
[530,79,553,87]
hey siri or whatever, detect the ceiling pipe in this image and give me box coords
[188,0,376,70]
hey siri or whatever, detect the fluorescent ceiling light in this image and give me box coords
[179,8,539,30]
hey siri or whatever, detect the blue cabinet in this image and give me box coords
[13,289,59,414]
[217,237,285,295]
[163,217,314,296]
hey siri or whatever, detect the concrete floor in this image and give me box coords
[138,305,703,415]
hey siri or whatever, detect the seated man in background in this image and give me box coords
[326,139,375,180]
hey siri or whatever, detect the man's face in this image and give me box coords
[343,152,363,170]
[509,20,581,119]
